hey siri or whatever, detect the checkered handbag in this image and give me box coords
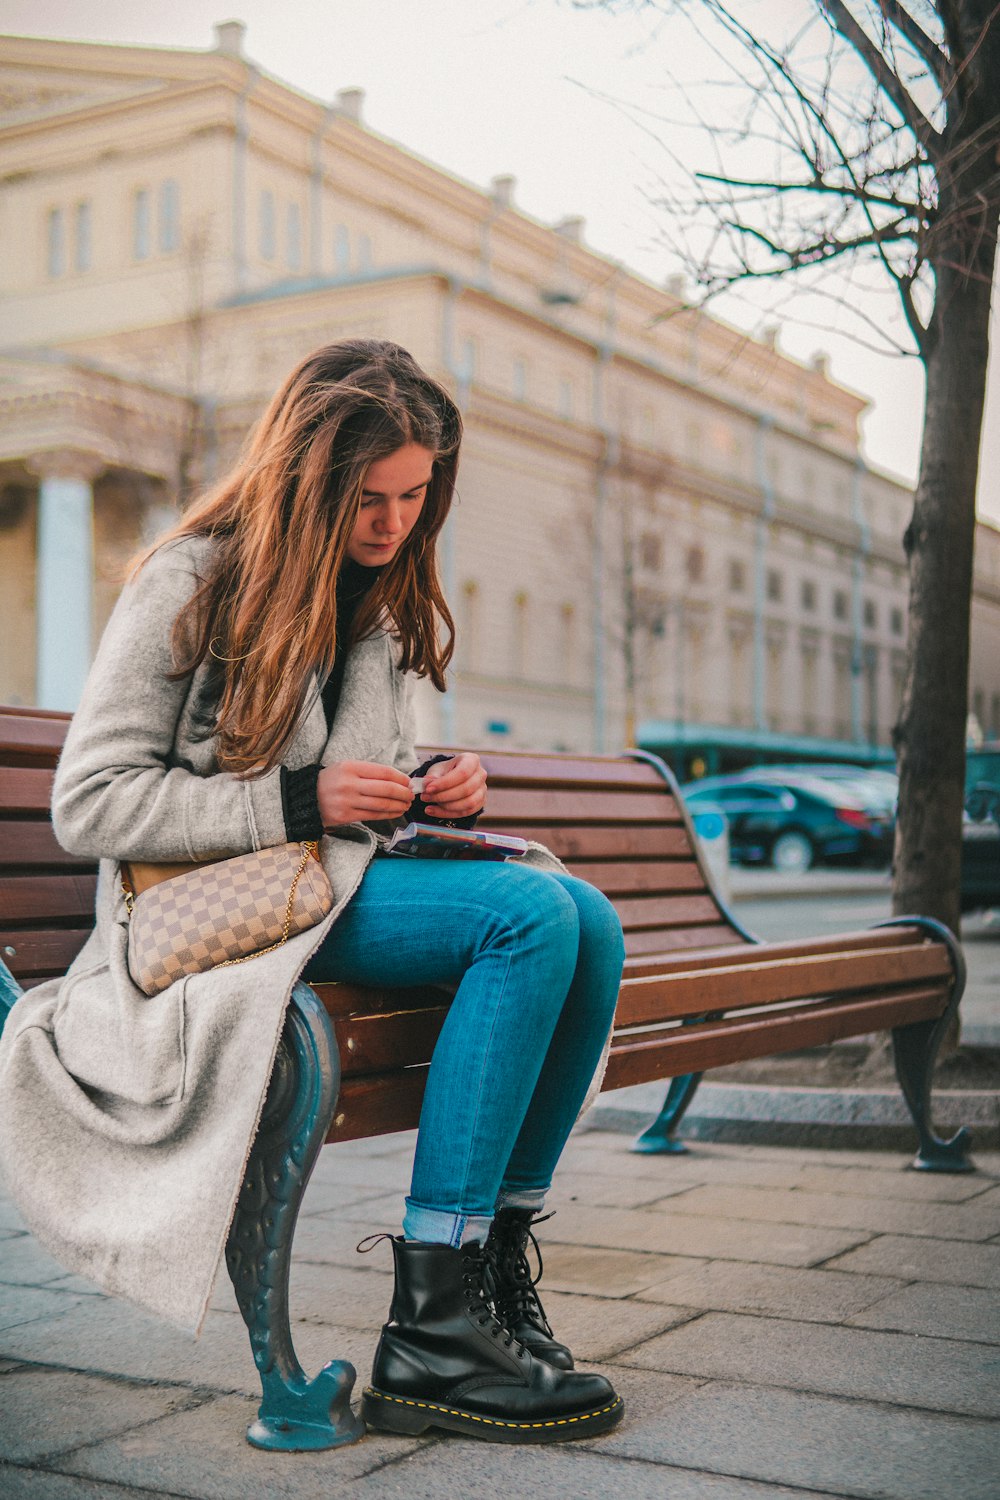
[121,841,333,997]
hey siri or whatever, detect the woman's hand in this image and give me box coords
[317,761,414,828]
[422,753,487,819]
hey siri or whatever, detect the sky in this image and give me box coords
[3,0,998,513]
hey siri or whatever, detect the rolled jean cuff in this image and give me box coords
[402,1198,493,1247]
[495,1187,548,1213]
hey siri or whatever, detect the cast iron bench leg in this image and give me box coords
[631,1070,703,1154]
[0,954,23,1038]
[878,916,975,1173]
[226,980,365,1450]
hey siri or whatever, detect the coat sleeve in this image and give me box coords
[51,542,287,862]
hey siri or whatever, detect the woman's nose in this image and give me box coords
[379,501,403,534]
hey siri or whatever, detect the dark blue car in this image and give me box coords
[681,773,893,873]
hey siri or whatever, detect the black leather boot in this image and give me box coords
[486,1207,574,1369]
[361,1237,623,1442]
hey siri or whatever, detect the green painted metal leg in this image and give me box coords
[878,917,975,1174]
[226,981,365,1451]
[631,1071,703,1154]
[0,954,24,1041]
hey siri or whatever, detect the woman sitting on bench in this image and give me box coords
[0,339,625,1444]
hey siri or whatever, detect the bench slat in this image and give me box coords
[604,985,949,1087]
[625,923,741,954]
[0,926,92,980]
[335,1007,449,1075]
[622,925,926,977]
[510,825,696,860]
[0,767,56,813]
[0,822,94,869]
[424,749,665,789]
[0,875,98,924]
[486,788,680,824]
[564,859,707,895]
[612,892,723,930]
[616,943,953,1025]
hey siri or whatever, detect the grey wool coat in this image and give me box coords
[0,535,565,1334]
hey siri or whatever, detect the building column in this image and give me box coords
[28,451,101,710]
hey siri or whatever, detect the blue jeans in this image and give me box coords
[304,856,625,1246]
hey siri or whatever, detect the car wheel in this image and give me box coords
[771,830,814,873]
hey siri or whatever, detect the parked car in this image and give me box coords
[751,763,899,819]
[680,773,893,873]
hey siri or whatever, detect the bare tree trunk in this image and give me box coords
[893,262,995,941]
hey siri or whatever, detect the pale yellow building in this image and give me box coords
[3,23,999,768]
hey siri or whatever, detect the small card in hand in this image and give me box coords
[385,822,528,861]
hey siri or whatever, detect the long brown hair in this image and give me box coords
[133,339,462,774]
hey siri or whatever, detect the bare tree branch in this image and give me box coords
[877,0,953,89]
[820,0,945,150]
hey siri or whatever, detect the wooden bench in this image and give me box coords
[0,706,971,1452]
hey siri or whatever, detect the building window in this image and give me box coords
[973,687,986,729]
[686,545,705,584]
[639,531,663,572]
[461,580,480,670]
[461,336,477,382]
[334,223,350,271]
[864,599,877,629]
[259,191,276,261]
[513,358,527,401]
[766,567,783,603]
[47,207,65,277]
[558,378,573,420]
[890,605,904,635]
[833,588,849,621]
[286,203,302,271]
[560,602,576,676]
[801,578,817,611]
[133,189,151,260]
[73,201,91,272]
[358,231,373,270]
[512,591,529,675]
[159,179,180,253]
[728,558,746,593]
[991,694,1000,738]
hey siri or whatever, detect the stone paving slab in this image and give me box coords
[341,1437,851,1500]
[548,1169,697,1210]
[650,1182,1000,1241]
[52,1391,427,1499]
[0,1466,157,1500]
[535,1200,872,1267]
[587,1377,1000,1500]
[0,1296,376,1400]
[537,1290,694,1360]
[825,1233,1000,1287]
[0,1282,86,1334]
[620,1309,1000,1417]
[793,1162,997,1201]
[540,1243,708,1297]
[0,1234,82,1286]
[846,1281,1000,1344]
[0,1364,203,1464]
[633,1260,900,1323]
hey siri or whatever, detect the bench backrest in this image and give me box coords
[0,708,742,989]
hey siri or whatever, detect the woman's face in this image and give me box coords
[346,442,435,567]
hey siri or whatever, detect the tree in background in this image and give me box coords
[583,0,1000,947]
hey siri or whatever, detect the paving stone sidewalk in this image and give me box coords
[1,1125,998,1500]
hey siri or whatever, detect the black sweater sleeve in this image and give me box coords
[280,763,324,842]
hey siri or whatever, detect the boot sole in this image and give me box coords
[361,1386,624,1443]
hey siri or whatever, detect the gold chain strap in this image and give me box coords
[216,841,319,969]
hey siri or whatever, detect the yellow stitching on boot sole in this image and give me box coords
[363,1388,623,1429]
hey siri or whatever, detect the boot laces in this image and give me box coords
[494,1213,555,1338]
[463,1241,526,1357]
